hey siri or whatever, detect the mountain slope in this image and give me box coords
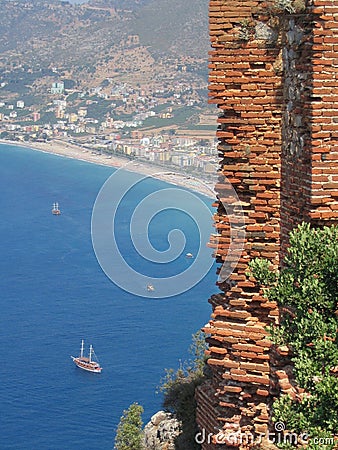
[0,0,208,63]
[0,0,209,101]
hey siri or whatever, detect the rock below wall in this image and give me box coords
[143,411,181,450]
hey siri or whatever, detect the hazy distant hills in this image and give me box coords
[132,0,208,57]
[0,0,209,71]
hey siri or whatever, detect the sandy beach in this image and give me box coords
[0,138,216,199]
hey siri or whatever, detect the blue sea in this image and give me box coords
[0,144,216,450]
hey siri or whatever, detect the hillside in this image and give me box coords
[128,0,208,58]
[0,0,213,140]
[0,0,209,73]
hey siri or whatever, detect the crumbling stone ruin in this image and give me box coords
[196,0,338,448]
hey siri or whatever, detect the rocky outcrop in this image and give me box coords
[143,411,181,450]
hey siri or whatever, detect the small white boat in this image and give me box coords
[71,340,102,373]
[52,202,61,215]
[186,252,193,258]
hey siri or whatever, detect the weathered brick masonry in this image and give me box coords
[196,0,338,448]
[281,0,338,244]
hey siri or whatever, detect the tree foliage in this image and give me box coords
[249,223,338,449]
[159,330,209,450]
[114,402,144,450]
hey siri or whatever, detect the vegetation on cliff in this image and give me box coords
[158,330,208,450]
[114,332,208,450]
[250,223,338,449]
[114,402,144,450]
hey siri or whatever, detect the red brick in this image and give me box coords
[198,4,338,447]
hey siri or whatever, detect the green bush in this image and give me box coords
[159,330,209,450]
[249,223,338,449]
[114,402,144,450]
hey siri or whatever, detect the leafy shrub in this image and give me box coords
[159,331,209,450]
[114,402,144,450]
[249,223,338,449]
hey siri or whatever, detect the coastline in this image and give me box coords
[0,138,216,199]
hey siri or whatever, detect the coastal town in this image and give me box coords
[0,0,217,177]
[0,68,218,176]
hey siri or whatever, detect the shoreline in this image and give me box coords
[0,138,216,199]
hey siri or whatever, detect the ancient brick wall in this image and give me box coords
[196,0,338,448]
[281,0,338,247]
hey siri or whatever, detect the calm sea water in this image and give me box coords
[0,144,216,449]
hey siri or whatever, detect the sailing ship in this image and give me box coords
[71,340,102,373]
[52,202,61,215]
